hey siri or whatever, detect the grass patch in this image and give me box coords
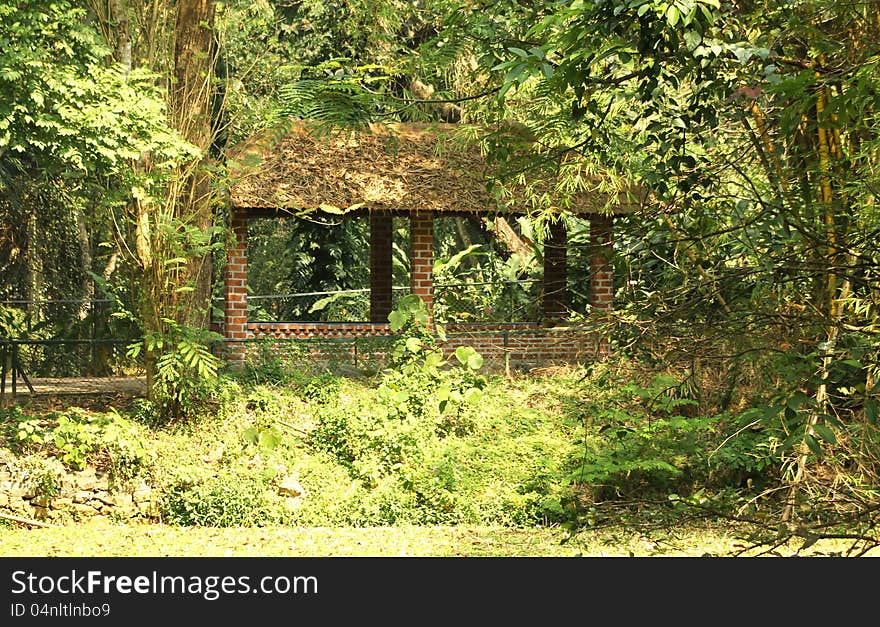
[2,353,879,557]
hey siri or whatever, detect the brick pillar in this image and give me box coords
[370,212,394,322]
[590,213,614,357]
[409,211,434,318]
[542,218,568,324]
[224,208,249,367]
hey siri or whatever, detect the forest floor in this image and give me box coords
[1,375,146,399]
[2,368,878,559]
[2,518,877,557]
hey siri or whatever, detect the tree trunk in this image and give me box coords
[170,0,217,330]
[111,0,132,76]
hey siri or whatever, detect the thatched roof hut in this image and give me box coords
[225,118,648,217]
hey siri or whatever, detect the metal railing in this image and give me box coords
[243,279,542,324]
[246,287,412,322]
[0,299,142,380]
[433,279,541,324]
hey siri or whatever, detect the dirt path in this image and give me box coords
[1,376,146,398]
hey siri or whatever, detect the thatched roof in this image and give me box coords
[225,119,647,216]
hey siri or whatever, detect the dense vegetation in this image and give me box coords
[2,0,880,551]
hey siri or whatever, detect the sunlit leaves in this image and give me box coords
[0,0,197,181]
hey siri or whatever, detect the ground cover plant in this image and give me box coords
[3,338,879,558]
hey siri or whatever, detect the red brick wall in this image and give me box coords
[249,322,396,339]
[234,321,604,372]
[224,209,249,365]
[589,215,614,313]
[410,211,434,315]
[589,214,614,358]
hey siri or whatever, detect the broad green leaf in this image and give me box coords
[804,434,822,457]
[398,294,422,312]
[684,30,701,51]
[259,430,280,450]
[812,424,836,444]
[425,350,444,367]
[455,346,473,364]
[464,387,482,405]
[412,309,429,325]
[866,399,878,424]
[388,310,406,331]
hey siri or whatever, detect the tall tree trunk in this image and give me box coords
[169,0,217,329]
[111,0,131,76]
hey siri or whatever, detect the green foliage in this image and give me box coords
[295,370,342,405]
[706,411,781,485]
[127,322,223,423]
[161,472,274,527]
[20,455,65,499]
[235,341,305,386]
[124,398,161,428]
[298,302,592,526]
[241,386,285,458]
[0,305,28,338]
[0,0,196,182]
[570,374,718,497]
[381,295,487,422]
[5,406,147,482]
[243,194,375,324]
[301,369,582,526]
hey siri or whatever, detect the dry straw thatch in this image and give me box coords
[225,118,647,216]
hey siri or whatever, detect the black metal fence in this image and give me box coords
[246,287,413,323]
[245,280,542,324]
[0,299,142,380]
[0,280,547,386]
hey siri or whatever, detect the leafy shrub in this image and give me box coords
[161,473,274,527]
[236,340,304,386]
[704,410,783,488]
[569,374,719,498]
[101,409,151,488]
[7,407,148,480]
[126,398,161,427]
[20,456,65,499]
[295,370,341,405]
[127,321,223,423]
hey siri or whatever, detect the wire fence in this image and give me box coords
[246,287,413,322]
[434,279,541,324]
[0,299,142,379]
[246,280,542,324]
[0,279,545,381]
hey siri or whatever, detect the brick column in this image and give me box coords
[542,218,568,324]
[590,213,614,357]
[224,208,249,367]
[370,212,394,322]
[409,211,434,318]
